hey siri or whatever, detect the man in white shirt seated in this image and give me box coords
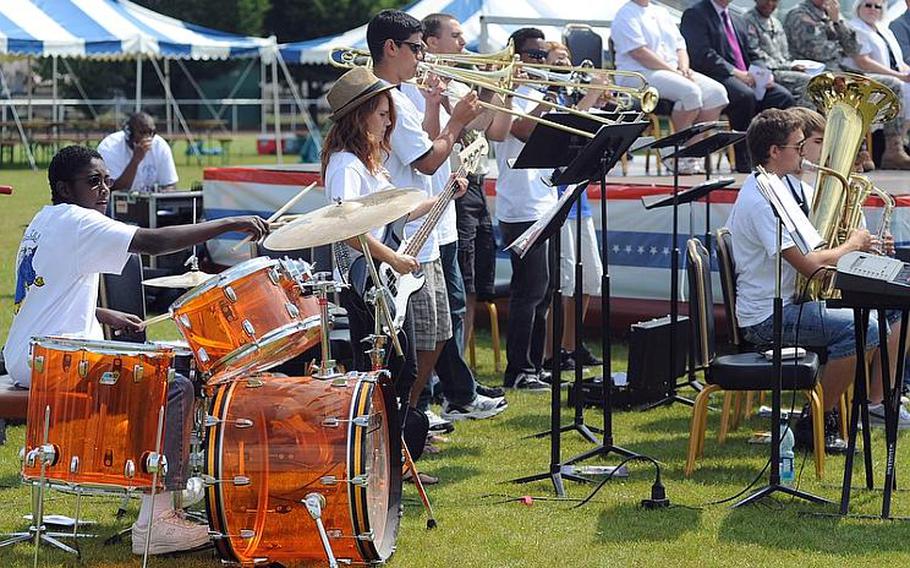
[726,109,904,454]
[97,112,178,193]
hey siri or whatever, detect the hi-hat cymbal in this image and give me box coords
[142,270,214,289]
[263,187,425,251]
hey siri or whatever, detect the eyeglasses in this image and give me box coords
[775,138,806,152]
[863,2,883,9]
[70,174,114,192]
[521,48,548,61]
[394,40,426,56]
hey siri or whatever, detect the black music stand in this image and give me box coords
[638,175,736,410]
[732,169,829,508]
[507,116,648,496]
[636,128,743,410]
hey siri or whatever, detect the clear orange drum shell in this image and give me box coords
[172,264,320,380]
[206,373,401,565]
[23,340,171,489]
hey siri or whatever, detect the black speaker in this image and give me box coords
[628,315,689,397]
[562,24,603,68]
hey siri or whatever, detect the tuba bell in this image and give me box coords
[795,72,900,301]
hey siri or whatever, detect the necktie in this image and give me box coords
[721,10,747,71]
[785,177,809,215]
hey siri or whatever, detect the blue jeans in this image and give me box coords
[741,301,880,360]
[164,374,194,491]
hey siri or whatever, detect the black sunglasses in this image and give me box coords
[863,2,883,8]
[394,40,426,56]
[71,174,114,192]
[521,48,548,61]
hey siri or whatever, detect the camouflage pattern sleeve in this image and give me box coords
[744,17,770,65]
[785,10,831,63]
[832,20,859,57]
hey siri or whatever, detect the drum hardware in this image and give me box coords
[140,405,167,568]
[204,415,254,429]
[200,474,252,487]
[304,492,340,568]
[209,529,256,540]
[302,273,347,379]
[123,460,135,479]
[360,235,403,357]
[319,474,369,487]
[321,415,372,428]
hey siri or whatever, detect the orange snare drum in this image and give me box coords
[205,372,401,565]
[23,337,174,490]
[171,257,321,383]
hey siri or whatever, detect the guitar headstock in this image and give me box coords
[458,136,489,175]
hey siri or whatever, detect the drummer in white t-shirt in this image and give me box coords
[3,145,267,555]
[97,112,178,193]
[366,9,481,418]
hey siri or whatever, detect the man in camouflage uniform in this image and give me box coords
[744,0,812,105]
[785,0,910,169]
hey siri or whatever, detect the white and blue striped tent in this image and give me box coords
[0,0,276,60]
[277,0,682,65]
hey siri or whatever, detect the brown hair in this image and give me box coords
[746,108,802,167]
[788,106,826,138]
[320,91,396,178]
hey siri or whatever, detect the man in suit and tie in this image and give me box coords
[681,0,795,172]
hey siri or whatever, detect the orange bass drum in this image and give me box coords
[205,371,402,565]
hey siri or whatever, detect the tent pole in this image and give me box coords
[0,66,37,170]
[61,59,98,120]
[149,57,202,166]
[164,59,172,137]
[51,55,58,137]
[275,52,322,151]
[271,56,282,164]
[260,58,267,136]
[135,53,142,112]
[27,55,33,122]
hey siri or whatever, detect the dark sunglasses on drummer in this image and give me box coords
[70,173,114,192]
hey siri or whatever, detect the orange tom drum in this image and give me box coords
[205,372,402,565]
[23,337,175,490]
[170,257,321,383]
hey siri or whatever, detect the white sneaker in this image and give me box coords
[441,395,508,421]
[868,403,910,430]
[131,510,211,555]
[424,409,454,432]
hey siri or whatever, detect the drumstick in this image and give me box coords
[230,181,317,252]
[140,313,172,329]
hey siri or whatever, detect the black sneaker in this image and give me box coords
[510,372,550,392]
[543,349,575,371]
[793,406,849,454]
[476,382,506,399]
[574,344,603,367]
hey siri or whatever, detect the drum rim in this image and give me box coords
[170,257,281,309]
[205,316,321,384]
[204,379,236,561]
[30,336,175,357]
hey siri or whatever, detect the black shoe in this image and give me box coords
[823,410,849,454]
[543,349,575,371]
[793,406,850,455]
[476,382,506,399]
[574,344,603,367]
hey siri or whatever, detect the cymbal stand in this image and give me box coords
[141,406,168,568]
[303,274,347,379]
[359,234,403,357]
[304,493,339,568]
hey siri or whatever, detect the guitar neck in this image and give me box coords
[402,163,467,258]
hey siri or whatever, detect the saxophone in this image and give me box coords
[795,72,900,301]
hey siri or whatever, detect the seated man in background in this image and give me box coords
[743,0,813,105]
[786,0,910,169]
[889,0,910,66]
[98,111,179,192]
[681,0,795,173]
[4,145,267,554]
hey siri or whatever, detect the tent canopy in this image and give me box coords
[0,0,275,60]
[277,0,680,66]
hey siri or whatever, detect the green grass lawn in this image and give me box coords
[2,138,910,567]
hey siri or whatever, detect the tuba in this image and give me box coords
[795,72,900,301]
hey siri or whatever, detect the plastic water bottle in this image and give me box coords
[779,418,795,486]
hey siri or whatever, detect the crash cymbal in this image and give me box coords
[142,269,214,289]
[263,187,425,251]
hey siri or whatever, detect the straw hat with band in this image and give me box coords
[327,67,397,120]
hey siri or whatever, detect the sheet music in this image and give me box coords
[506,182,584,258]
[753,168,824,255]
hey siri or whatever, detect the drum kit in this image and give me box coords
[6,188,434,568]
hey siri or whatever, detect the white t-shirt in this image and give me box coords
[612,1,686,74]
[97,131,179,192]
[4,204,138,387]
[400,83,458,246]
[725,173,800,328]
[492,86,558,223]
[847,18,906,72]
[386,87,440,263]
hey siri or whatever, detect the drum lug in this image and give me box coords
[133,364,144,383]
[223,286,237,303]
[268,267,281,285]
[124,459,136,479]
[242,320,256,338]
[145,453,168,476]
[330,378,349,387]
[208,529,255,540]
[201,474,251,487]
[204,415,254,429]
[320,474,368,487]
[179,314,192,329]
[197,347,209,363]
[27,444,57,467]
[355,530,375,542]
[285,302,300,318]
[32,355,44,373]
[70,456,79,475]
[78,359,89,378]
[322,415,370,429]
[244,377,264,388]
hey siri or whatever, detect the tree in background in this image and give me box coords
[265,0,410,42]
[136,0,271,37]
